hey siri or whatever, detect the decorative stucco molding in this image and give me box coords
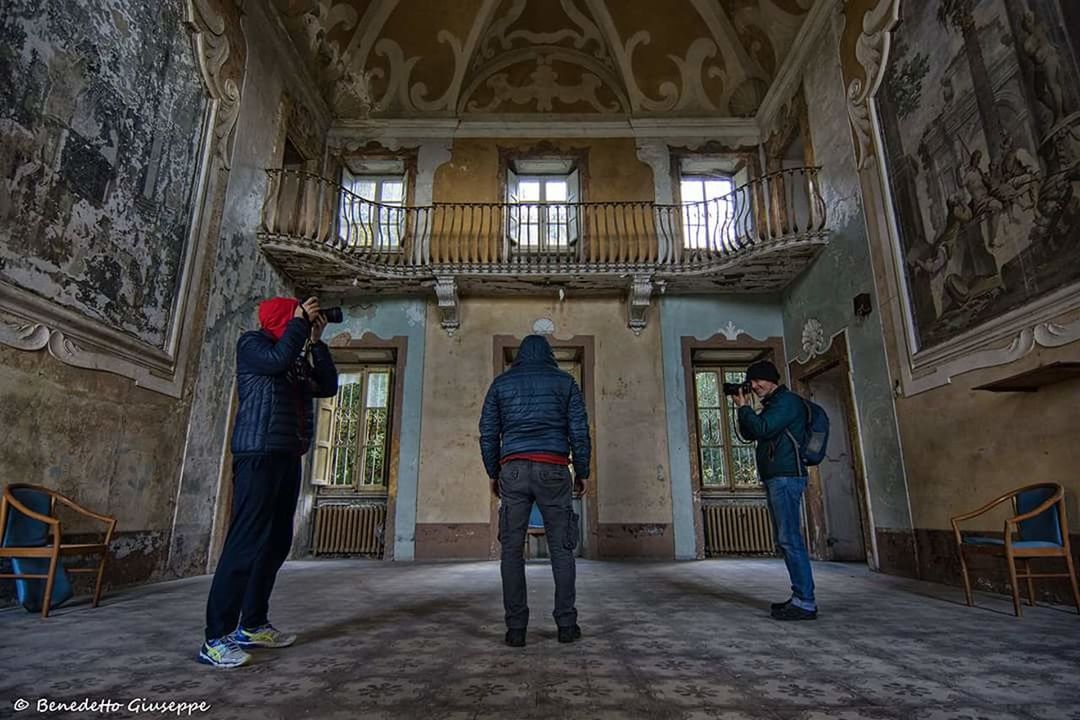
[433,275,460,336]
[843,0,899,170]
[899,313,1080,396]
[793,317,835,364]
[0,306,176,395]
[532,317,556,336]
[186,0,244,169]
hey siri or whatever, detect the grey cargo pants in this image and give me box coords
[498,459,579,629]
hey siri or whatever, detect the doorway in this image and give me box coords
[790,334,873,565]
[489,335,597,559]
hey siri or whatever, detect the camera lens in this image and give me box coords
[322,306,344,324]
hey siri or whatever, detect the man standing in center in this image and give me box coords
[479,334,591,647]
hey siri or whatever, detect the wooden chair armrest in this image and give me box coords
[951,493,1016,524]
[51,494,116,526]
[2,493,60,528]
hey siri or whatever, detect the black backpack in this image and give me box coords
[784,396,830,470]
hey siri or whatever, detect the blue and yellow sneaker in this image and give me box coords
[231,624,297,649]
[197,637,251,668]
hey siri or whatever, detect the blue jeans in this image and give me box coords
[764,475,816,610]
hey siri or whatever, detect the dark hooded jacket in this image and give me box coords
[478,335,591,480]
[231,317,339,456]
[736,384,808,479]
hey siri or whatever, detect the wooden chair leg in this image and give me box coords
[92,551,109,608]
[41,551,59,619]
[957,547,974,607]
[1023,559,1036,607]
[1005,551,1022,617]
[1064,549,1080,615]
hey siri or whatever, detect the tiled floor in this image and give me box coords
[2,559,1078,719]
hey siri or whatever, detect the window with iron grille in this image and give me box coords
[693,367,760,491]
[312,366,392,490]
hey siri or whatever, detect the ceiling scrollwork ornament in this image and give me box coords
[462,51,628,114]
[843,0,900,170]
[185,0,246,169]
[476,0,611,70]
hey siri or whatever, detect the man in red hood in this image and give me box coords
[199,296,338,668]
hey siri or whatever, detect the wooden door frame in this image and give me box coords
[488,334,598,560]
[680,333,787,557]
[787,333,874,565]
[321,332,409,560]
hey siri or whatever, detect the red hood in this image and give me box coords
[258,297,300,341]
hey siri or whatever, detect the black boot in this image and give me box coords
[771,604,817,621]
[770,599,792,612]
[557,624,582,643]
[505,628,526,647]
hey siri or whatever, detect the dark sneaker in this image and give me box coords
[505,628,526,647]
[771,604,817,621]
[770,599,792,612]
[557,625,582,643]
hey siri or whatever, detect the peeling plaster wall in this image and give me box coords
[782,25,912,564]
[167,4,325,576]
[0,0,217,603]
[0,0,207,348]
[417,297,669,537]
[0,344,186,601]
[658,296,785,559]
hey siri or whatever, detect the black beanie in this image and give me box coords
[745,360,780,384]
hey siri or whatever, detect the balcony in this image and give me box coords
[257,167,828,333]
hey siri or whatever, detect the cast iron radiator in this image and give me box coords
[703,502,776,555]
[313,503,386,556]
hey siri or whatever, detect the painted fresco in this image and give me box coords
[877,0,1080,350]
[0,0,208,349]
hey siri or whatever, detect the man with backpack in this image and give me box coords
[734,360,819,621]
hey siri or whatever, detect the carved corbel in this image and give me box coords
[185,0,244,168]
[433,276,460,336]
[844,0,901,169]
[627,275,662,335]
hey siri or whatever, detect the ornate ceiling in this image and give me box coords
[272,0,813,120]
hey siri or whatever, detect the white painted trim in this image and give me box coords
[329,116,761,141]
[755,0,839,138]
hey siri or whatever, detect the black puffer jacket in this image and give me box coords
[230,317,338,457]
[479,335,591,480]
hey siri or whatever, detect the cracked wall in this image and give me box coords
[166,3,328,576]
[783,21,914,573]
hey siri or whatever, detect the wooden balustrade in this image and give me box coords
[259,166,827,274]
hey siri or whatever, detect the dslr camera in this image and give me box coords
[299,298,343,324]
[722,379,752,396]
